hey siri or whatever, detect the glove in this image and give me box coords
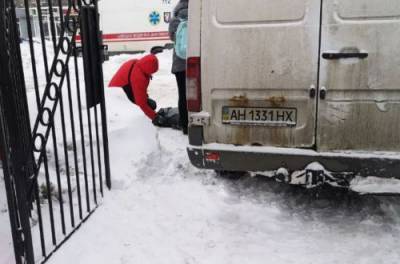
[152,114,168,127]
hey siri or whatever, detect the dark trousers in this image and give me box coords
[174,71,188,130]
[122,85,157,110]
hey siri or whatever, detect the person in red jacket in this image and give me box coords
[109,54,167,126]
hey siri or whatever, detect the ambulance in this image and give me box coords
[186,0,400,188]
[98,0,179,53]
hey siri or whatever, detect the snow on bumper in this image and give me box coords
[187,144,400,179]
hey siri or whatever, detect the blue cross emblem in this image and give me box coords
[149,11,161,25]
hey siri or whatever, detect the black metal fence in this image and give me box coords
[0,0,111,263]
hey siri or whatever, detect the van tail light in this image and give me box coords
[205,152,220,162]
[186,57,201,112]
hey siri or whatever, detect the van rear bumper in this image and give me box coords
[187,143,400,179]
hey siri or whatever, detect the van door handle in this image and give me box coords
[309,85,316,98]
[322,52,368,60]
[320,87,327,100]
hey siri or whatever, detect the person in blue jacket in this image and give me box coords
[169,0,189,134]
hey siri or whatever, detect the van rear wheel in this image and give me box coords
[215,170,247,180]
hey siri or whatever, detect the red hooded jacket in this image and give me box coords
[109,54,159,120]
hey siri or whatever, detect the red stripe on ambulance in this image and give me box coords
[75,31,170,42]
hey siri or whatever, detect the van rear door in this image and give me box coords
[318,0,400,151]
[201,0,321,147]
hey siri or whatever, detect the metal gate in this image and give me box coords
[0,0,111,263]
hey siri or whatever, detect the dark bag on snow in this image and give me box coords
[157,107,181,130]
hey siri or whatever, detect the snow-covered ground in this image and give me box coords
[1,47,400,264]
[46,52,400,263]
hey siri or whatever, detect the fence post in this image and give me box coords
[0,0,35,263]
[80,6,111,189]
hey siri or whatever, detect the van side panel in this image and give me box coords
[201,0,321,147]
[318,0,400,151]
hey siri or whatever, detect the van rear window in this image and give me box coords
[337,0,400,19]
[216,0,306,24]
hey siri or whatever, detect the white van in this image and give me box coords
[186,0,400,186]
[98,0,178,53]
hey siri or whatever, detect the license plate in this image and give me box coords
[222,107,297,127]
